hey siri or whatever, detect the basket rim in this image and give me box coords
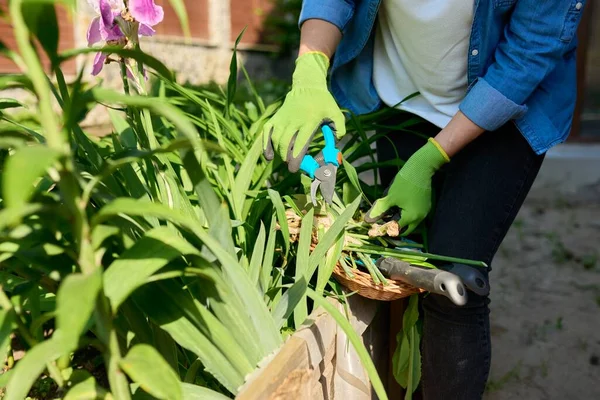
[331,263,424,301]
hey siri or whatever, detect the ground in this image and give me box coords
[483,181,600,399]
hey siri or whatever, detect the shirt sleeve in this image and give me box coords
[459,0,587,131]
[299,0,357,32]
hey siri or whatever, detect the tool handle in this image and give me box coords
[300,125,340,178]
[300,155,319,178]
[321,125,341,166]
[377,258,468,306]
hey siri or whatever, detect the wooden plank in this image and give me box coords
[237,303,339,399]
[237,336,310,400]
[238,295,385,399]
[294,307,338,370]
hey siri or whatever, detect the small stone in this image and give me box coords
[590,355,599,366]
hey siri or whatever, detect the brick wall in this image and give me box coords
[154,0,210,39]
[0,0,76,74]
[230,0,276,45]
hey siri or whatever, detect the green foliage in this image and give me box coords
[392,295,422,399]
[262,0,303,58]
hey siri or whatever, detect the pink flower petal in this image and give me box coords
[92,52,107,75]
[87,16,102,46]
[99,0,115,30]
[105,22,124,41]
[129,0,164,27]
[138,23,155,37]
[126,64,136,80]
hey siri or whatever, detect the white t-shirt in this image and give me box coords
[372,0,475,128]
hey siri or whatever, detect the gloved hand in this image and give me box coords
[364,138,450,235]
[262,51,346,172]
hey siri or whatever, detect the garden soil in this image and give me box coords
[482,180,600,400]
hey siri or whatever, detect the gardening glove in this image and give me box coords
[262,51,346,173]
[364,138,450,235]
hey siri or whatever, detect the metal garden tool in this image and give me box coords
[440,263,490,296]
[299,125,342,206]
[375,257,468,306]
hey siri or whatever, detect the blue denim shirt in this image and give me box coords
[299,0,587,155]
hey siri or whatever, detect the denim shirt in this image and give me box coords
[299,0,587,155]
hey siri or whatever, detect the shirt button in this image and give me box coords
[576,2,583,10]
[471,49,479,56]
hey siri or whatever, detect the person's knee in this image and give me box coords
[422,290,490,325]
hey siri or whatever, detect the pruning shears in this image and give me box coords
[300,125,342,206]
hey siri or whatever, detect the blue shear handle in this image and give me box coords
[321,125,340,166]
[299,125,340,178]
[300,155,319,179]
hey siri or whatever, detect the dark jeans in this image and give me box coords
[376,111,545,400]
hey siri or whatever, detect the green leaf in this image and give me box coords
[403,294,420,329]
[156,279,255,377]
[167,0,191,38]
[108,109,148,200]
[267,189,290,255]
[193,268,265,366]
[226,27,247,117]
[0,309,16,361]
[152,325,179,374]
[306,289,388,400]
[91,224,120,250]
[392,295,422,398]
[232,138,263,219]
[405,325,421,399]
[0,203,44,231]
[2,145,61,208]
[4,338,64,400]
[103,226,200,311]
[64,375,111,400]
[133,284,245,394]
[22,2,59,63]
[316,228,345,294]
[342,158,369,204]
[120,344,182,400]
[248,221,266,286]
[181,383,232,400]
[272,276,308,329]
[55,269,102,350]
[293,208,314,327]
[260,214,277,294]
[306,196,361,280]
[0,98,25,110]
[393,331,410,387]
[0,369,13,389]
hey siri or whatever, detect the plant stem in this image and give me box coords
[95,295,132,400]
[9,0,65,151]
[345,245,488,268]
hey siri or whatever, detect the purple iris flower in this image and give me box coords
[86,0,164,76]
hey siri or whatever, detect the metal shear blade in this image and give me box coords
[310,164,338,206]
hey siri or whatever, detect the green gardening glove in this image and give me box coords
[364,138,450,235]
[262,51,346,172]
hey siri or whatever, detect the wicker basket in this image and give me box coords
[331,263,425,301]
